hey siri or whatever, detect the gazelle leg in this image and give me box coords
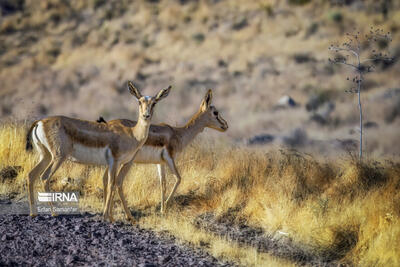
[103,160,119,222]
[41,156,66,216]
[108,162,133,222]
[27,152,51,217]
[102,167,109,207]
[163,153,181,211]
[157,164,166,214]
[114,162,135,223]
[102,167,117,222]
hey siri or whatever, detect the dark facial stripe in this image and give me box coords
[216,116,227,127]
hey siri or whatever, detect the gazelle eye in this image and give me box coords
[213,111,218,116]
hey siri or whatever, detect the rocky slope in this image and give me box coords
[1,0,399,156]
[0,212,230,266]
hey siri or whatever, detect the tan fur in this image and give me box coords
[26,82,171,223]
[104,89,228,214]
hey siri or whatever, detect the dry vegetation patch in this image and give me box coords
[0,122,399,266]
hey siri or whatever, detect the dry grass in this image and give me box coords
[0,122,399,266]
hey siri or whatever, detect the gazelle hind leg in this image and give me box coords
[102,167,109,207]
[27,150,52,217]
[163,152,181,211]
[41,156,66,216]
[157,164,166,214]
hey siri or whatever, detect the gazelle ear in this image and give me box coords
[155,85,172,102]
[200,89,213,112]
[128,81,142,99]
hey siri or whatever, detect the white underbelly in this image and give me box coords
[133,146,163,164]
[69,144,108,165]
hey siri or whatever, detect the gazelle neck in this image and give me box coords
[177,111,207,150]
[132,117,150,142]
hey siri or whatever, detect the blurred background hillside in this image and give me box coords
[0,0,399,157]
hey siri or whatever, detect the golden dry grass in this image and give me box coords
[0,122,399,266]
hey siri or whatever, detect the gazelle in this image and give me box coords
[102,89,228,215]
[25,82,171,222]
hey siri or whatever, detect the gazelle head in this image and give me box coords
[199,89,228,132]
[128,81,172,122]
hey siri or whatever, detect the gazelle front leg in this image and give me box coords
[103,159,119,222]
[157,164,166,214]
[105,161,134,222]
[102,167,116,222]
[163,152,181,211]
[114,162,135,223]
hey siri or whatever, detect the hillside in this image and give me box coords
[1,0,399,156]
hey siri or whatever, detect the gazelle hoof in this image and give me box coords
[104,214,114,223]
[29,213,37,217]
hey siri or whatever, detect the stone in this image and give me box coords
[277,95,297,108]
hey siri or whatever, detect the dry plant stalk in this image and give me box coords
[329,28,392,160]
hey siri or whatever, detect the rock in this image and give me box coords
[0,213,228,265]
[277,95,297,108]
[247,134,275,145]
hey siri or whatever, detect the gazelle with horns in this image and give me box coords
[25,82,171,221]
[102,89,228,216]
